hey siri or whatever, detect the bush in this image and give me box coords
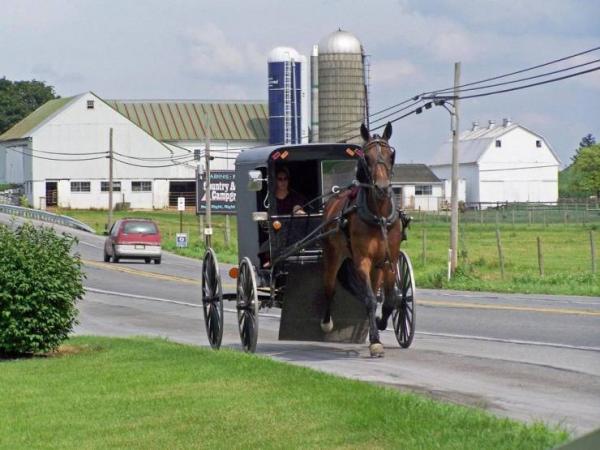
[0,223,85,356]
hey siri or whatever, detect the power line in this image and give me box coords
[427,45,600,95]
[112,156,196,168]
[447,58,600,95]
[7,147,108,161]
[429,64,600,101]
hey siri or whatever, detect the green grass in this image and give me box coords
[402,221,600,296]
[0,336,568,449]
[59,208,599,296]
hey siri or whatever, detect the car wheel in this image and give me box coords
[154,257,161,265]
[112,247,120,263]
[145,258,151,264]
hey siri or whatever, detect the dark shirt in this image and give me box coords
[276,191,306,214]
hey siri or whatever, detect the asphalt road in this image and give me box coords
[3,214,600,436]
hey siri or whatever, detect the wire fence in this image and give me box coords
[409,201,600,225]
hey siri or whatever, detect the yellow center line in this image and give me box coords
[83,260,599,317]
[83,259,201,285]
[420,300,600,317]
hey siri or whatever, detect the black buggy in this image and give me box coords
[201,143,415,352]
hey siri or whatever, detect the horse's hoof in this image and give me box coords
[376,317,387,331]
[320,319,334,333]
[369,342,384,357]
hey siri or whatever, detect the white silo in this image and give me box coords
[316,29,366,143]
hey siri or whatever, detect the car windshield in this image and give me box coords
[123,221,157,234]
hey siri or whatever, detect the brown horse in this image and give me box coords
[321,122,402,357]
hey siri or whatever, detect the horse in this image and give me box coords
[321,122,402,357]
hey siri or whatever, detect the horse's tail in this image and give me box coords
[337,258,367,298]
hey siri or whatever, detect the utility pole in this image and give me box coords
[450,62,461,274]
[108,128,114,231]
[204,115,213,247]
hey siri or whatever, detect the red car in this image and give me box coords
[104,219,162,264]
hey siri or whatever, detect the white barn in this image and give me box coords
[0,92,268,209]
[429,119,561,206]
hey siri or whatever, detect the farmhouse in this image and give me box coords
[391,164,466,212]
[429,119,561,206]
[0,92,268,209]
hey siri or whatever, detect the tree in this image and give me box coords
[0,78,59,134]
[570,144,600,198]
[571,133,597,163]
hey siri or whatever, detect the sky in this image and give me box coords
[1,0,599,167]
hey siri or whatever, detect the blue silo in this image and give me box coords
[268,47,306,145]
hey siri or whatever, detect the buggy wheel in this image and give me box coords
[392,251,416,348]
[202,248,224,350]
[236,257,258,353]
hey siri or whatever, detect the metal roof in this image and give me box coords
[106,100,269,142]
[0,96,76,141]
[236,143,360,167]
[429,123,521,165]
[392,164,441,184]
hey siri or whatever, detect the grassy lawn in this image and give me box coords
[0,336,568,449]
[59,208,599,296]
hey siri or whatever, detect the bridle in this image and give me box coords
[358,138,395,196]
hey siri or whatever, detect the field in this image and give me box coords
[61,208,599,296]
[0,336,568,449]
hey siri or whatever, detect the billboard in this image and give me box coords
[197,170,236,214]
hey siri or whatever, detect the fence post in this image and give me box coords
[512,209,515,226]
[528,210,532,225]
[421,228,426,265]
[479,207,483,224]
[224,214,231,248]
[496,228,505,280]
[591,231,597,274]
[564,211,568,225]
[537,236,544,277]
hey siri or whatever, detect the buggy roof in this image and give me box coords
[235,143,361,167]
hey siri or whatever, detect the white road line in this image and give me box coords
[415,331,600,353]
[85,286,599,352]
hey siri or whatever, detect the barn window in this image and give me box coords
[101,181,121,192]
[71,181,91,192]
[415,185,432,196]
[132,181,152,192]
[495,140,502,147]
[536,140,542,148]
[87,100,94,109]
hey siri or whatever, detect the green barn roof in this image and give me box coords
[0,96,75,141]
[106,100,269,142]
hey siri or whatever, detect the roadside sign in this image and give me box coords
[177,197,186,211]
[176,233,188,248]
[197,170,236,214]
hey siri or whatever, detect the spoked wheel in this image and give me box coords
[202,248,224,349]
[236,257,258,353]
[392,250,416,348]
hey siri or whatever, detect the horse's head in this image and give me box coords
[359,122,395,192]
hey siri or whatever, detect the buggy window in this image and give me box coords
[321,160,357,195]
[123,221,157,234]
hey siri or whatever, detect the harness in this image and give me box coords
[339,138,405,268]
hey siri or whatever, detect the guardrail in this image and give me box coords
[0,204,96,233]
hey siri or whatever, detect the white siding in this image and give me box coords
[431,164,476,202]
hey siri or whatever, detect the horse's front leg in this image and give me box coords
[355,257,384,357]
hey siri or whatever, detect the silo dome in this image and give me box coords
[318,29,362,54]
[316,29,366,143]
[268,46,301,62]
